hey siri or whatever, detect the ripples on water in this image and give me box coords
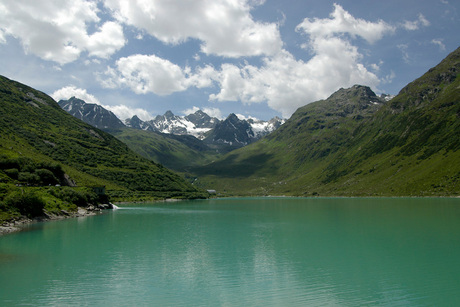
[1,197,460,306]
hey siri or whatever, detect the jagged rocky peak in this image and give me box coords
[185,110,218,128]
[60,96,84,109]
[125,115,144,129]
[328,85,382,103]
[204,113,255,148]
[319,85,388,118]
[58,97,125,130]
[164,110,175,119]
[226,113,240,123]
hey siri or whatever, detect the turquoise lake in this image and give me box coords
[1,197,460,306]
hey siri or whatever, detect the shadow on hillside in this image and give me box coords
[192,153,276,178]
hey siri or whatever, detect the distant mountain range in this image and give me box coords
[125,110,219,138]
[58,98,285,153]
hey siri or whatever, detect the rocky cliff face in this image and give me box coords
[204,113,255,147]
[185,110,218,128]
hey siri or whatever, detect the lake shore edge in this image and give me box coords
[0,198,186,236]
[0,206,104,236]
[2,196,458,236]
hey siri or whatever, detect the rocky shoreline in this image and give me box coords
[0,204,115,236]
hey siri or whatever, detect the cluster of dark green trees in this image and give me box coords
[0,155,65,186]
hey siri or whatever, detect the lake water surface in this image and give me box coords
[1,197,460,306]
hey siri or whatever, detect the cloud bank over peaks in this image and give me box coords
[99,3,396,118]
[0,0,125,65]
[103,0,283,57]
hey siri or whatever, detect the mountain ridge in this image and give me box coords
[191,47,460,196]
[124,109,284,143]
[58,97,285,154]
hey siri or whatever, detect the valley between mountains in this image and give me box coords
[1,46,459,224]
[59,46,460,197]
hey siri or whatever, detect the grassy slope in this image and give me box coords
[0,76,208,202]
[111,127,220,172]
[192,48,460,197]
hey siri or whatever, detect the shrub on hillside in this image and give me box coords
[35,169,59,185]
[4,168,19,179]
[48,187,98,207]
[18,172,40,185]
[0,156,66,186]
[3,190,45,218]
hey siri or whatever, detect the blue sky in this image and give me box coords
[1,0,458,120]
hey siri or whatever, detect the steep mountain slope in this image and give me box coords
[192,47,460,196]
[59,97,125,129]
[0,75,207,200]
[193,85,386,192]
[317,47,460,194]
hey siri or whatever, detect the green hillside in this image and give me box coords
[0,75,207,221]
[192,47,460,197]
[111,127,220,172]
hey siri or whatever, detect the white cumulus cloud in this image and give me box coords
[100,54,216,95]
[102,0,282,57]
[0,0,125,65]
[51,86,101,104]
[208,4,393,117]
[99,4,395,118]
[296,4,395,44]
